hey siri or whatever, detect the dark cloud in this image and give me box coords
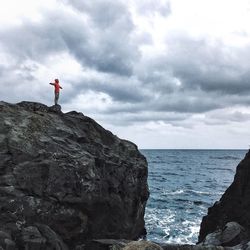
[165,35,250,95]
[96,111,190,126]
[154,93,222,113]
[0,0,140,76]
[0,20,67,62]
[135,33,250,100]
[128,32,250,119]
[103,93,222,114]
[57,74,149,104]
[61,0,140,76]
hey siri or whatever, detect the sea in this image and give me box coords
[141,149,247,245]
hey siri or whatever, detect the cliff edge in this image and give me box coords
[0,101,149,249]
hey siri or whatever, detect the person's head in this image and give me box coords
[55,79,59,83]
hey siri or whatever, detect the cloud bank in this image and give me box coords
[1,0,250,148]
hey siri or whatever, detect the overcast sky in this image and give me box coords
[1,0,250,149]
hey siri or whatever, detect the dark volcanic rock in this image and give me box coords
[200,222,247,247]
[0,101,149,249]
[198,150,250,245]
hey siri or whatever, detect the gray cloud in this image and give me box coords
[95,111,190,126]
[102,92,222,115]
[135,0,171,17]
[0,20,67,62]
[209,111,250,122]
[83,79,147,103]
[135,33,250,100]
[165,35,250,95]
[0,0,140,76]
[1,0,250,134]
[203,110,250,126]
[64,0,132,28]
[128,32,250,119]
[61,0,140,76]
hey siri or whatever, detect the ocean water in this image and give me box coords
[141,149,247,244]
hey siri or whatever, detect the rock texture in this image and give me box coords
[122,240,163,250]
[198,150,250,246]
[200,222,247,247]
[92,239,227,250]
[0,101,149,249]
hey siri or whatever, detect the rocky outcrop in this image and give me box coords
[198,150,250,246]
[0,101,149,249]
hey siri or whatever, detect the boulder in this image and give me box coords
[0,101,149,249]
[123,240,163,250]
[201,222,247,247]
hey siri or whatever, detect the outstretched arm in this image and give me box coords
[60,86,63,89]
[49,83,55,86]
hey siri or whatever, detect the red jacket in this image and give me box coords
[54,82,61,93]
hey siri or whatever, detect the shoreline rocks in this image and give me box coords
[88,239,227,250]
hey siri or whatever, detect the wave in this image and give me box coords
[174,198,190,203]
[163,189,184,195]
[146,218,200,245]
[209,156,240,160]
[162,189,222,197]
[151,160,166,164]
[206,167,235,172]
[186,189,211,195]
[193,200,204,206]
[166,172,185,177]
[151,196,169,203]
[169,160,184,164]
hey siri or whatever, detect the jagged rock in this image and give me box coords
[0,101,149,249]
[161,245,224,250]
[200,222,247,247]
[245,241,250,250]
[22,226,46,249]
[19,224,68,250]
[49,104,62,113]
[95,239,163,250]
[199,151,250,245]
[0,230,15,250]
[122,240,163,250]
[88,239,130,250]
[36,224,68,250]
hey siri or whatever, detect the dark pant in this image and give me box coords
[55,92,59,105]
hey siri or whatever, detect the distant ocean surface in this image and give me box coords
[141,149,247,244]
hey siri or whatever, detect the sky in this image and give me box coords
[1,0,250,149]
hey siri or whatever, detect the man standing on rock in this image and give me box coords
[49,79,63,105]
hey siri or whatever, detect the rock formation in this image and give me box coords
[92,239,226,250]
[0,101,149,249]
[198,150,250,247]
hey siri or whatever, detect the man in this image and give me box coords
[49,79,63,105]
